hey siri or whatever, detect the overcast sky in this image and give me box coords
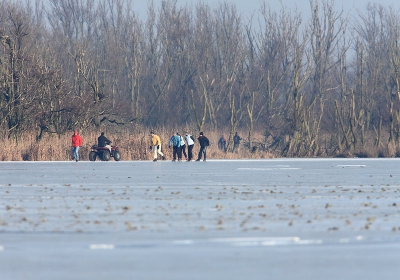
[132,0,400,21]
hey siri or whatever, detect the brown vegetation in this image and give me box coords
[1,126,397,161]
[0,128,275,161]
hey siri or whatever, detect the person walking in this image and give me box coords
[233,132,242,152]
[196,132,210,161]
[150,131,165,162]
[218,135,227,151]
[184,131,195,161]
[71,130,82,162]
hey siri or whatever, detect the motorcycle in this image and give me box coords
[89,144,121,161]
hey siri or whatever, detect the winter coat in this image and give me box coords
[168,135,175,147]
[98,135,111,147]
[185,134,195,146]
[179,136,186,146]
[234,134,242,144]
[171,135,181,147]
[151,134,161,146]
[198,135,210,147]
[72,133,82,147]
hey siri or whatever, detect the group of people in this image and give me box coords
[218,132,242,152]
[151,131,210,162]
[71,129,241,162]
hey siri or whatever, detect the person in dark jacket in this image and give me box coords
[98,132,111,151]
[218,135,227,151]
[196,132,210,161]
[233,132,242,152]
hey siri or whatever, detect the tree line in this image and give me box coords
[1,0,400,157]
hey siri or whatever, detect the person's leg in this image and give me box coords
[177,146,182,160]
[157,145,164,157]
[197,146,203,160]
[153,145,158,160]
[203,146,207,161]
[181,145,187,159]
[73,147,79,161]
[188,145,193,160]
[173,146,177,161]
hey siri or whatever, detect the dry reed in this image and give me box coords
[0,127,274,161]
[2,127,395,161]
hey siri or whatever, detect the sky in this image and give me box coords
[132,0,400,21]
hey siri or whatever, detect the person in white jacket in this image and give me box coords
[184,131,195,161]
[179,133,188,160]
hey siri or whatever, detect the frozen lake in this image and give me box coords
[1,158,400,279]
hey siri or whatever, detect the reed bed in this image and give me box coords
[0,127,274,161]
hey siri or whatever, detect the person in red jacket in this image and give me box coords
[71,130,83,162]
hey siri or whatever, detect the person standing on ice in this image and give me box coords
[218,135,227,151]
[184,131,195,161]
[169,132,182,161]
[150,131,165,162]
[179,132,188,160]
[196,132,210,161]
[71,130,82,162]
[233,132,242,152]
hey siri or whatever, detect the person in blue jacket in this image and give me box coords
[169,132,182,161]
[218,135,226,151]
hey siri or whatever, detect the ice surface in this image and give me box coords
[1,159,400,280]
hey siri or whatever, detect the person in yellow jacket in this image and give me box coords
[150,131,166,161]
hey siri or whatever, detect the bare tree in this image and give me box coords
[212,3,247,151]
[190,2,216,132]
[0,1,33,136]
[245,3,305,152]
[354,3,400,154]
[285,0,347,156]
